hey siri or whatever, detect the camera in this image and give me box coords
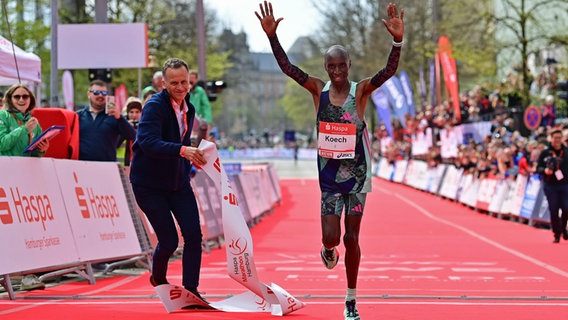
[545,155,560,170]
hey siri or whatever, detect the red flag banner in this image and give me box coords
[438,36,461,121]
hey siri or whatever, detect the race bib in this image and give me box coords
[317,121,356,159]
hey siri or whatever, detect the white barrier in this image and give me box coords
[53,159,141,261]
[0,157,79,275]
[0,157,146,299]
[373,157,551,228]
[0,158,141,275]
[0,156,282,300]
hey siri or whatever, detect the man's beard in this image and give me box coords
[91,98,105,111]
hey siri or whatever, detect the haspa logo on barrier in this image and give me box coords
[229,237,252,282]
[0,186,54,231]
[73,171,120,225]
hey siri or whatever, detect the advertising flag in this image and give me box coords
[382,76,409,128]
[371,88,393,137]
[399,70,416,117]
[438,36,461,121]
[419,65,427,110]
[429,58,436,108]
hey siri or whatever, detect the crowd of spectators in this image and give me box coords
[374,68,567,183]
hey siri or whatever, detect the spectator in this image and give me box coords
[117,97,142,166]
[541,95,556,128]
[77,80,137,161]
[189,70,212,125]
[140,71,164,100]
[152,71,164,91]
[536,128,568,243]
[0,83,49,157]
[142,88,157,106]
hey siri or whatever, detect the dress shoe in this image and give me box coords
[149,275,169,287]
[563,230,568,240]
[553,235,561,243]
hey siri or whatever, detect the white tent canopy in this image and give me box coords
[0,35,41,86]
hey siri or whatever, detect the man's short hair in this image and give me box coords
[162,58,189,77]
[90,79,107,88]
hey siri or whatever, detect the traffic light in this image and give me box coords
[88,68,113,83]
[557,80,568,101]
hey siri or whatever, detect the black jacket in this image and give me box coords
[536,144,568,185]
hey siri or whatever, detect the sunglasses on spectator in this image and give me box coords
[13,94,30,100]
[89,90,108,96]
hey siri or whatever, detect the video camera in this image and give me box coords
[545,155,561,171]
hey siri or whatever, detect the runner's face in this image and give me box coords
[325,55,350,83]
[164,67,190,103]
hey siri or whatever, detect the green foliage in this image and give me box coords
[1,0,232,107]
[280,81,314,132]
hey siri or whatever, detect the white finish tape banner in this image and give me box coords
[198,140,305,315]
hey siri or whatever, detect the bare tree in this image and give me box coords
[494,0,568,106]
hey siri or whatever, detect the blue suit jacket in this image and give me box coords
[129,89,195,191]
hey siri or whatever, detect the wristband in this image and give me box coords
[180,146,186,158]
[392,39,404,47]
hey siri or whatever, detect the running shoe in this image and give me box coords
[320,246,339,269]
[344,299,360,320]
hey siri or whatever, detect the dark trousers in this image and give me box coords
[132,184,203,290]
[543,183,568,237]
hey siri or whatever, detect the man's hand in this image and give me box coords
[382,3,404,42]
[182,146,207,167]
[255,1,283,36]
[107,105,121,119]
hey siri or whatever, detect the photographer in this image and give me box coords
[536,128,568,243]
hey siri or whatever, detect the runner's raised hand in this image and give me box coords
[255,1,283,37]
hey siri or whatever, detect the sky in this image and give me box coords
[206,0,320,52]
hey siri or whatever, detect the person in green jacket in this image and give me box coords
[0,83,49,157]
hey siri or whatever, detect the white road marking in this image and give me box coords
[382,188,568,279]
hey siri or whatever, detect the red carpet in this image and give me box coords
[2,177,568,319]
